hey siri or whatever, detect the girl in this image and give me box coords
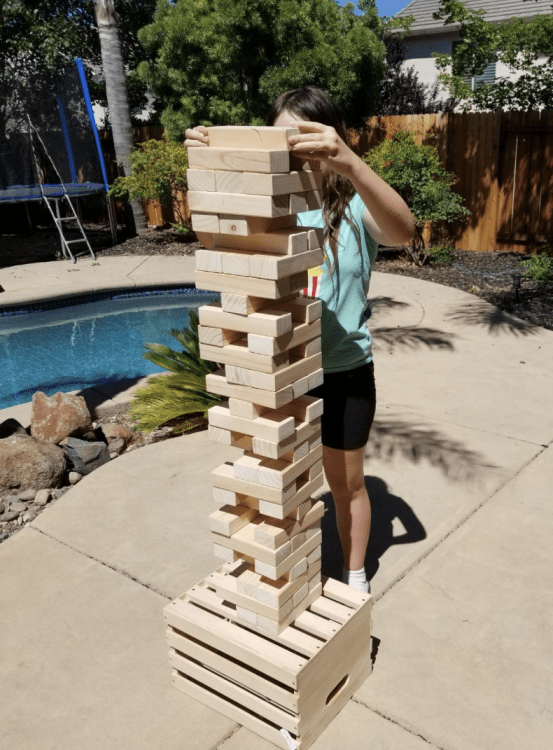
[185,87,414,592]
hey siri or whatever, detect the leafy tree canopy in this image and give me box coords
[431,0,553,111]
[0,1,158,128]
[137,0,413,138]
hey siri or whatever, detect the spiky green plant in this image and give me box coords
[128,309,221,434]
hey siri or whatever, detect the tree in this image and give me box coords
[136,0,389,138]
[0,1,158,132]
[431,0,553,111]
[94,0,147,233]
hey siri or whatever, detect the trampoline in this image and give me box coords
[0,58,116,262]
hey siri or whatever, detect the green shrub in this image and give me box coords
[363,130,470,266]
[128,310,221,434]
[426,245,454,265]
[109,134,189,229]
[520,253,553,288]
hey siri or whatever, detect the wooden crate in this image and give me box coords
[164,576,372,750]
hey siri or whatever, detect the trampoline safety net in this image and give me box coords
[0,62,106,203]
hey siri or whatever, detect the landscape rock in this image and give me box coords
[18,488,37,502]
[0,503,4,515]
[0,434,66,493]
[9,501,27,513]
[68,472,82,485]
[62,437,110,476]
[30,391,93,444]
[97,423,134,449]
[0,418,28,439]
[34,489,51,506]
[108,438,126,455]
[109,452,118,460]
[22,512,33,523]
[1,510,19,522]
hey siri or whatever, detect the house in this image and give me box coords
[389,0,551,110]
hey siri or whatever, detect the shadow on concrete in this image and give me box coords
[372,326,456,351]
[369,295,411,315]
[368,417,497,483]
[77,376,145,416]
[445,299,541,336]
[320,476,427,582]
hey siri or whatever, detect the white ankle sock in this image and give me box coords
[342,566,370,594]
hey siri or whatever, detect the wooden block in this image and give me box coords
[293,583,309,608]
[288,338,322,359]
[212,462,297,505]
[220,294,267,316]
[195,248,223,273]
[191,213,219,233]
[305,190,323,210]
[308,368,324,390]
[206,126,298,150]
[277,394,324,422]
[257,474,325,520]
[289,192,307,214]
[195,269,308,300]
[249,247,324,281]
[188,191,290,218]
[290,499,313,522]
[255,582,322,635]
[221,249,252,277]
[195,231,216,248]
[307,545,322,566]
[188,148,290,174]
[200,341,289,374]
[253,500,325,549]
[292,374,310,398]
[208,425,233,445]
[228,399,268,419]
[271,296,323,323]
[219,213,298,236]
[187,169,216,192]
[213,486,240,506]
[254,532,322,580]
[216,170,323,196]
[247,320,320,356]
[206,370,295,410]
[211,525,293,568]
[209,505,259,536]
[289,154,322,171]
[236,606,258,626]
[199,303,293,337]
[234,454,264,483]
[209,404,295,442]
[213,227,309,255]
[198,325,243,347]
[256,444,323,490]
[307,227,325,250]
[233,352,322,393]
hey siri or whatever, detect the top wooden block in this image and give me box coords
[188,148,290,174]
[207,126,299,150]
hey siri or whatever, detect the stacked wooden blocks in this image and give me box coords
[164,127,373,750]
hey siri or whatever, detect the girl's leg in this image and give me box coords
[323,444,370,571]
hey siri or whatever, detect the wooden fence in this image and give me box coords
[102,111,553,253]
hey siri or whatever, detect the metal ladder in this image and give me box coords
[27,115,97,264]
[42,193,97,263]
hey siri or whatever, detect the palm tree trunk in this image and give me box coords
[94,0,147,235]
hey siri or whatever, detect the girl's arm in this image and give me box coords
[288,122,415,248]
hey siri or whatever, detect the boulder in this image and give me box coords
[97,423,134,449]
[62,437,110,476]
[31,391,93,444]
[35,489,51,506]
[0,418,28,439]
[0,434,66,493]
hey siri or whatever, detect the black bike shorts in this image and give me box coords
[307,361,376,451]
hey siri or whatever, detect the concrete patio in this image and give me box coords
[0,255,552,749]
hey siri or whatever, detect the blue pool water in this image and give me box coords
[0,288,217,410]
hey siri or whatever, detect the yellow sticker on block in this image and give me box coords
[308,266,323,277]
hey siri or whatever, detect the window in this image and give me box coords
[452,40,496,90]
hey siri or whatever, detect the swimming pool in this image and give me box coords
[0,288,217,410]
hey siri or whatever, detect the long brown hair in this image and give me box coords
[266,86,361,272]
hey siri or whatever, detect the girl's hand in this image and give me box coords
[287,122,356,178]
[184,125,208,148]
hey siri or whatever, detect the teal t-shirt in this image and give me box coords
[297,193,378,374]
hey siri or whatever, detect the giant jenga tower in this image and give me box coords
[163,127,373,750]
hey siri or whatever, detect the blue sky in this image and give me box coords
[337,0,414,17]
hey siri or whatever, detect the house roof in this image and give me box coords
[389,0,552,36]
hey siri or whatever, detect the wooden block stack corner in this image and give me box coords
[165,125,373,750]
